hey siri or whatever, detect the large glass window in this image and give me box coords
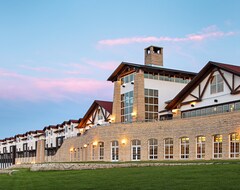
[230,133,239,158]
[196,136,206,159]
[99,142,104,160]
[121,73,135,84]
[148,139,158,160]
[111,141,119,161]
[145,89,158,121]
[121,91,134,122]
[164,138,173,159]
[132,140,141,161]
[180,137,189,159]
[210,74,224,94]
[213,135,222,158]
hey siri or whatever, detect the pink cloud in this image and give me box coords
[0,68,113,101]
[98,25,237,46]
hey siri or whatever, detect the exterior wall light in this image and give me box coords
[70,148,74,152]
[93,141,98,146]
[131,112,137,117]
[83,144,88,148]
[121,139,126,145]
[191,102,196,107]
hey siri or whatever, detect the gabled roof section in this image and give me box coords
[166,61,240,110]
[78,100,113,128]
[107,62,197,82]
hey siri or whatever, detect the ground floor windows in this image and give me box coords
[180,137,189,159]
[99,142,104,160]
[111,141,119,161]
[164,138,173,159]
[230,133,239,158]
[148,139,158,160]
[196,136,206,159]
[132,140,141,161]
[213,135,222,158]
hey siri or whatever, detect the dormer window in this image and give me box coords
[210,74,224,94]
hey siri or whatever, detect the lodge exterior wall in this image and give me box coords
[50,111,240,162]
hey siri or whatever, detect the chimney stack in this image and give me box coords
[144,46,163,66]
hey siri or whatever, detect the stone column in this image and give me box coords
[133,70,145,122]
[36,140,45,163]
[112,81,121,123]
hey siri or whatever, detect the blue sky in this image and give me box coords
[0,0,240,138]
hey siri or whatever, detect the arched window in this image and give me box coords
[213,135,222,158]
[111,141,119,161]
[132,140,141,161]
[164,138,173,159]
[99,142,104,160]
[230,133,239,158]
[196,136,206,159]
[148,139,158,160]
[180,137,189,159]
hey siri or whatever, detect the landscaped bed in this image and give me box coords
[1,161,240,190]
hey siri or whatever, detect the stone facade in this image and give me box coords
[133,70,145,122]
[112,80,121,123]
[50,111,240,162]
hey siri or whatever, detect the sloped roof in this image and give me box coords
[108,62,197,82]
[166,61,240,110]
[78,100,113,128]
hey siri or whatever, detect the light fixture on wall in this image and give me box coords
[122,84,126,88]
[83,144,88,148]
[121,139,126,145]
[191,102,196,107]
[93,141,98,146]
[131,81,134,85]
[214,99,218,103]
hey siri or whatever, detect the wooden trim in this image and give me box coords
[200,70,215,99]
[232,74,235,90]
[189,93,199,100]
[231,90,240,95]
[198,85,201,99]
[217,68,232,92]
[235,84,240,92]
[100,106,107,121]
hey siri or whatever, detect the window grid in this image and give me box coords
[121,91,134,122]
[164,138,173,159]
[213,135,222,158]
[230,133,239,158]
[196,136,206,159]
[210,74,224,94]
[148,139,158,160]
[180,137,189,159]
[132,140,141,161]
[145,89,158,121]
[99,142,104,160]
[111,141,119,161]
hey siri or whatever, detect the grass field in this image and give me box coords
[1,163,240,190]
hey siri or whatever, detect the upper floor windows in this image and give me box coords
[121,73,135,85]
[144,72,191,84]
[210,74,224,94]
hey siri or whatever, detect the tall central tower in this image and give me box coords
[144,46,163,66]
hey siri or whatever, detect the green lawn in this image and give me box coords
[1,163,240,190]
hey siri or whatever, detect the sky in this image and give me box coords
[0,0,240,139]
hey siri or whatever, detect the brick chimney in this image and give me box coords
[144,46,163,66]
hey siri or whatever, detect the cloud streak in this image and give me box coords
[0,68,112,101]
[98,25,236,46]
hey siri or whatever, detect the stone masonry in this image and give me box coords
[50,111,240,162]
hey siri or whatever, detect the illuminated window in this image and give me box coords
[164,138,173,159]
[230,133,239,158]
[180,137,189,159]
[92,144,96,160]
[145,89,158,121]
[196,136,206,159]
[111,141,119,161]
[121,91,134,122]
[213,135,222,158]
[210,74,224,94]
[132,140,141,161]
[99,142,104,160]
[148,139,158,160]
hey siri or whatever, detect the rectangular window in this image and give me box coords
[121,91,134,122]
[213,135,222,158]
[197,136,206,159]
[148,139,158,160]
[230,133,239,158]
[164,138,173,159]
[99,142,104,160]
[180,137,189,159]
[145,89,158,121]
[210,74,224,94]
